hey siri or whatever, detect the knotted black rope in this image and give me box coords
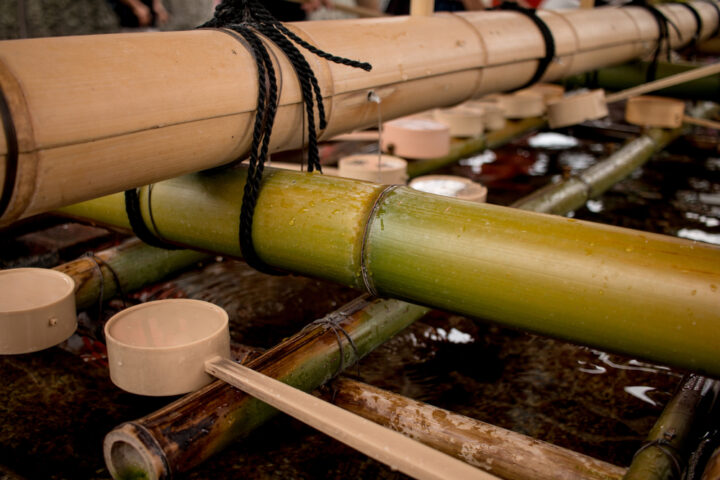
[673,1,703,47]
[194,0,372,274]
[494,1,556,90]
[626,0,683,82]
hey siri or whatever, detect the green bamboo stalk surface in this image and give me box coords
[58,166,720,376]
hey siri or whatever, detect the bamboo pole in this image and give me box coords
[206,358,496,480]
[563,61,720,100]
[104,296,430,479]
[605,62,720,103]
[624,375,720,480]
[512,127,678,214]
[406,117,547,179]
[53,238,209,311]
[512,104,717,214]
[1,2,718,224]
[58,167,720,376]
[326,377,626,480]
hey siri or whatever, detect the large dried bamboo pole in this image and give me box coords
[326,377,626,480]
[58,167,720,376]
[624,375,720,480]
[104,296,430,479]
[563,61,720,100]
[407,117,547,179]
[53,238,208,311]
[1,2,718,224]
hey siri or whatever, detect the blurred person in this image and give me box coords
[108,0,169,29]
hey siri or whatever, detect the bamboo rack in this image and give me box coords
[58,167,720,376]
[104,296,430,479]
[1,2,719,224]
[95,121,715,478]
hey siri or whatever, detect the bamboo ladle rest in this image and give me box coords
[103,299,495,480]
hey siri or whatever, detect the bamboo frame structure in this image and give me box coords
[91,119,718,477]
[1,2,719,224]
[58,166,720,376]
[326,377,626,480]
[104,296,430,479]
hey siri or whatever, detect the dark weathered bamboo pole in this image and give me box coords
[58,166,720,376]
[326,377,626,480]
[406,117,546,178]
[53,238,208,311]
[624,375,719,480]
[563,61,720,100]
[104,296,430,479]
[1,2,718,224]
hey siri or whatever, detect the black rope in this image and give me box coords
[699,0,720,38]
[626,0,683,81]
[303,311,361,378]
[124,188,180,249]
[84,252,129,338]
[197,0,371,274]
[493,1,556,90]
[0,85,19,220]
[673,1,703,47]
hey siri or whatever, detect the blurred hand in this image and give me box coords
[301,0,334,13]
[131,3,152,26]
[153,0,170,25]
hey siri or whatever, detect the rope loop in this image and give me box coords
[493,1,556,90]
[625,0,683,81]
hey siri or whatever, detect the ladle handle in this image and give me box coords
[683,115,720,130]
[605,62,720,104]
[205,357,496,480]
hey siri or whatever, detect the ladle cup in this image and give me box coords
[104,299,492,480]
[0,268,76,354]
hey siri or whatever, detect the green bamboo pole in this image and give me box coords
[58,167,720,376]
[512,127,678,214]
[624,375,719,480]
[104,296,429,479]
[406,117,546,179]
[513,104,717,214]
[53,238,208,311]
[563,61,720,100]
